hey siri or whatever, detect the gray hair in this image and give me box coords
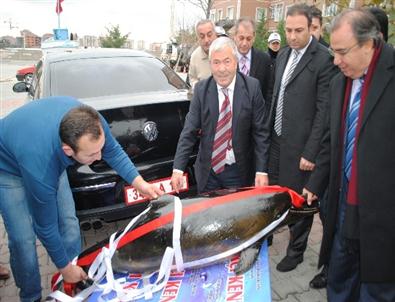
[195,19,216,36]
[209,37,238,60]
[235,17,256,35]
[330,9,382,46]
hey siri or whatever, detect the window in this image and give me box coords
[270,4,284,22]
[323,3,337,17]
[49,56,188,99]
[227,6,235,19]
[256,7,266,22]
[217,9,223,20]
[210,9,216,21]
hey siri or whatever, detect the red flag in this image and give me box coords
[56,0,63,14]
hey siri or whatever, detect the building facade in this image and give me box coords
[210,0,364,31]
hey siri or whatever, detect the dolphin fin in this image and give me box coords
[234,239,264,275]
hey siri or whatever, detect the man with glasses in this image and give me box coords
[267,3,337,273]
[304,9,395,301]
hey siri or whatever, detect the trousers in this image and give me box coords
[0,170,81,302]
[327,178,395,301]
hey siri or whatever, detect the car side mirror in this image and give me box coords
[13,81,28,93]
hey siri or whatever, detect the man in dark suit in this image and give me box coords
[309,6,329,48]
[171,37,270,193]
[304,9,395,301]
[267,4,337,272]
[233,18,273,111]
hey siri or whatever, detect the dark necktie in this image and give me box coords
[211,88,232,174]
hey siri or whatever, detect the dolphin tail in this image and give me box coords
[234,238,265,275]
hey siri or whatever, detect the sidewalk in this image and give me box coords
[0,214,327,301]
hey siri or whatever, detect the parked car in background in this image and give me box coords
[13,48,197,224]
[16,65,35,82]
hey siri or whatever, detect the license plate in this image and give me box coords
[124,174,189,205]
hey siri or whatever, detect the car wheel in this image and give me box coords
[24,73,33,83]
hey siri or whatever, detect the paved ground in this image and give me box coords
[0,214,327,301]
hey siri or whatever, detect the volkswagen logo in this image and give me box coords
[142,121,158,142]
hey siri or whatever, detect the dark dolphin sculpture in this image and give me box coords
[75,186,318,275]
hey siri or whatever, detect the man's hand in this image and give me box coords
[302,188,318,205]
[170,171,185,193]
[132,176,164,199]
[300,157,315,171]
[255,174,269,187]
[59,263,87,283]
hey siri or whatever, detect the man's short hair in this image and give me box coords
[195,19,216,36]
[286,4,312,27]
[209,37,238,60]
[309,5,323,26]
[367,7,388,42]
[330,9,382,46]
[60,105,102,152]
[235,17,256,35]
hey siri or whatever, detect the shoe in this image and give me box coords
[309,266,328,289]
[0,265,10,280]
[267,235,273,247]
[276,255,303,272]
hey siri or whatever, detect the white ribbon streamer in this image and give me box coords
[172,196,184,272]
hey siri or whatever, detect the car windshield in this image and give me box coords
[50,56,188,99]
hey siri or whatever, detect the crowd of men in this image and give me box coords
[172,4,394,302]
[0,3,393,302]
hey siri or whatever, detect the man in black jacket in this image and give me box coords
[310,6,329,48]
[233,18,273,111]
[268,4,337,273]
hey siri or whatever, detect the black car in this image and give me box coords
[13,48,197,223]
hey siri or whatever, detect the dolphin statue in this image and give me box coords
[49,186,318,300]
[76,186,317,275]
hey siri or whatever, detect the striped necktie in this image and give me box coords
[344,78,364,180]
[274,50,300,136]
[240,55,249,76]
[211,88,232,174]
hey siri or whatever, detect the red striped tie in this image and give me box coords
[211,88,232,174]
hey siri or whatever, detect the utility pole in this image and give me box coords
[3,18,18,30]
[170,0,176,39]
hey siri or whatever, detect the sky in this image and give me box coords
[1,0,203,43]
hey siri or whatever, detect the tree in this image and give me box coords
[175,27,196,45]
[254,15,269,52]
[100,24,129,48]
[180,0,213,19]
[276,20,286,48]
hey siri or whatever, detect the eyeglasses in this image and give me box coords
[328,42,360,57]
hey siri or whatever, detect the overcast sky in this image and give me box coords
[1,0,203,43]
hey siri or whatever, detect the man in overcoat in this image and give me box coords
[304,9,395,301]
[267,4,337,272]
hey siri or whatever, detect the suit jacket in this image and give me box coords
[268,37,337,192]
[173,72,270,192]
[306,43,395,283]
[249,47,274,110]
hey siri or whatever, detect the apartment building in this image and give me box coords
[210,0,364,31]
[20,30,41,48]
